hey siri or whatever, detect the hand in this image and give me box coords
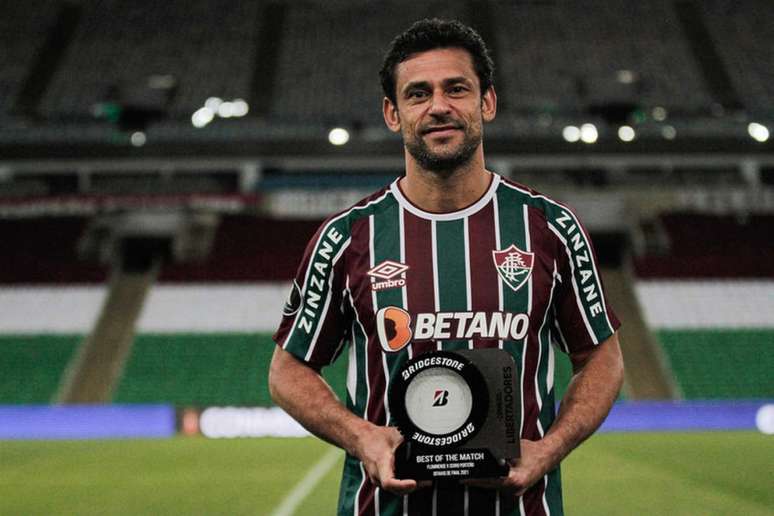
[463,439,555,496]
[354,424,419,495]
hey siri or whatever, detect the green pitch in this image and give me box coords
[0,432,771,515]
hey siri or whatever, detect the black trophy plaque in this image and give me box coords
[389,349,520,482]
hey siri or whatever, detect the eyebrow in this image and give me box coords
[402,76,473,94]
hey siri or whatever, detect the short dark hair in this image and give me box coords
[379,18,495,105]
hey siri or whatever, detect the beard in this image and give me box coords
[403,119,482,174]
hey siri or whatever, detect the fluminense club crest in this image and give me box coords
[492,244,534,292]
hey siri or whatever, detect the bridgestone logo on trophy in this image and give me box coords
[390,349,521,482]
[433,390,449,407]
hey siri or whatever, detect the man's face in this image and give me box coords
[383,47,496,173]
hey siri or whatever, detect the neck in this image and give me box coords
[400,147,491,213]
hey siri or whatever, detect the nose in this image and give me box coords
[427,90,452,116]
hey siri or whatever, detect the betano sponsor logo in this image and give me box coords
[297,227,344,334]
[367,259,409,292]
[377,306,530,352]
[555,210,605,318]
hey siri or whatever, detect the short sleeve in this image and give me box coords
[548,206,620,354]
[272,218,351,368]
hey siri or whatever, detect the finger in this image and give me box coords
[386,426,405,445]
[382,477,418,495]
[374,453,409,492]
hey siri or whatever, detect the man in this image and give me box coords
[270,19,623,516]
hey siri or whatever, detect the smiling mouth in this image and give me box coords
[423,126,461,136]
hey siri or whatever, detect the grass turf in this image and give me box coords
[1,432,771,515]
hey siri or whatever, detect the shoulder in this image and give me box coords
[311,182,397,240]
[496,175,577,228]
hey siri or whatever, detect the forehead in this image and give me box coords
[394,47,477,90]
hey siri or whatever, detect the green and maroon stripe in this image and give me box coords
[370,201,411,515]
[433,218,469,351]
[467,200,502,349]
[403,210,435,357]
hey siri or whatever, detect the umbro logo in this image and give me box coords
[367,260,408,291]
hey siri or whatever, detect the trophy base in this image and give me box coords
[394,441,510,482]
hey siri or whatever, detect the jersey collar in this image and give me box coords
[390,173,500,221]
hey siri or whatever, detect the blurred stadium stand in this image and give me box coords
[633,213,774,399]
[1,0,772,151]
[0,0,772,411]
[702,1,774,115]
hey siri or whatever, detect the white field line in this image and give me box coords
[269,447,341,516]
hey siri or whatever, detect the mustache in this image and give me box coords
[420,120,464,135]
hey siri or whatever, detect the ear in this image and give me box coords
[383,97,401,133]
[481,85,497,123]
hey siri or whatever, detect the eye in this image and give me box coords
[407,90,428,99]
[449,85,468,95]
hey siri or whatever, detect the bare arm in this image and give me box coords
[467,332,624,494]
[268,346,418,494]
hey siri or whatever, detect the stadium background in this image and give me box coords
[0,0,772,514]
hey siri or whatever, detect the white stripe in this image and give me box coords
[382,352,391,425]
[270,448,340,516]
[353,260,373,512]
[399,206,412,359]
[346,322,357,404]
[328,317,349,366]
[370,215,378,312]
[352,416,372,507]
[534,260,559,438]
[375,487,381,514]
[519,205,531,438]
[355,462,366,516]
[524,205,533,317]
[519,496,526,516]
[495,493,500,516]
[432,485,438,516]
[464,216,473,349]
[551,303,570,354]
[367,214,379,425]
[346,278,369,415]
[304,238,351,361]
[519,333,527,436]
[464,486,469,515]
[431,220,442,351]
[493,194,504,350]
[536,262,562,515]
[390,174,501,221]
[403,494,408,516]
[547,223,598,345]
[547,341,555,393]
[542,476,551,515]
[501,180,615,336]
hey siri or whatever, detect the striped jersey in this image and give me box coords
[273,173,620,516]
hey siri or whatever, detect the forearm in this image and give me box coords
[540,333,624,468]
[268,346,371,456]
[269,346,417,493]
